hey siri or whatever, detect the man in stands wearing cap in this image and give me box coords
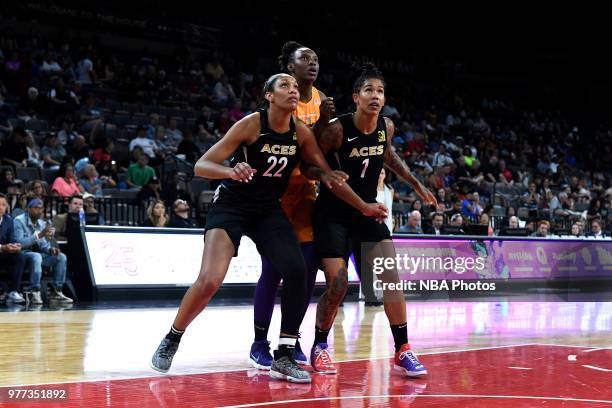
[13,198,73,304]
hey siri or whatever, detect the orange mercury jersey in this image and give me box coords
[281,86,322,242]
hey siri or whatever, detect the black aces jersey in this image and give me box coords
[317,113,388,213]
[215,109,300,205]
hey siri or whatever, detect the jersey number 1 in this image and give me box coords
[263,156,288,178]
[360,158,369,178]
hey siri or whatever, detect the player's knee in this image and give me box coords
[328,268,348,298]
[193,276,223,297]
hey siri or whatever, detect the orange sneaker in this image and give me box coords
[310,343,337,374]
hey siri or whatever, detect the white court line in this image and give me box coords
[508,366,532,370]
[3,343,537,388]
[533,343,604,349]
[583,348,610,353]
[582,365,612,372]
[220,394,612,407]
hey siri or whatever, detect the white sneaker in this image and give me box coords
[50,289,73,303]
[7,291,25,304]
[30,291,43,305]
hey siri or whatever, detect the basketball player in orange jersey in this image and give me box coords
[249,41,335,369]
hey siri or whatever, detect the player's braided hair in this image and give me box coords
[278,41,305,73]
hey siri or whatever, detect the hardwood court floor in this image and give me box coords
[0,301,610,407]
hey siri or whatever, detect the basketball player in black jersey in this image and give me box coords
[306,64,437,377]
[151,73,387,383]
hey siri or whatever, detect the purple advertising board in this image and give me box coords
[388,238,612,281]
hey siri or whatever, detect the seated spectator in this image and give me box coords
[212,75,235,107]
[127,154,156,189]
[532,220,550,238]
[508,216,520,229]
[51,163,83,197]
[83,192,104,225]
[17,87,45,121]
[129,125,159,160]
[177,131,201,163]
[13,198,73,304]
[2,127,28,168]
[24,131,44,168]
[450,213,464,227]
[168,199,198,228]
[10,194,29,219]
[0,168,16,194]
[79,94,103,133]
[399,210,423,234]
[570,222,582,237]
[165,118,183,148]
[479,213,494,236]
[461,192,483,222]
[41,133,67,170]
[228,99,245,123]
[80,164,114,197]
[52,194,83,241]
[92,139,113,164]
[137,177,162,204]
[431,144,453,168]
[57,117,79,147]
[47,78,79,116]
[40,52,63,75]
[26,180,47,199]
[589,219,605,239]
[142,199,168,227]
[425,212,444,235]
[522,182,541,209]
[0,193,26,303]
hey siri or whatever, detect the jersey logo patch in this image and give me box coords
[378,130,386,142]
[292,132,297,141]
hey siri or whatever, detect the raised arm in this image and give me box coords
[382,117,437,206]
[194,113,259,182]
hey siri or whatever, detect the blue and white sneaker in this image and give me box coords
[249,340,273,370]
[394,343,427,377]
[294,339,308,364]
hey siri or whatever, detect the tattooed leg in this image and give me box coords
[315,258,349,330]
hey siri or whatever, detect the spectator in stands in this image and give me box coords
[136,177,162,204]
[426,212,444,235]
[212,75,235,107]
[23,131,43,168]
[76,52,96,85]
[0,168,16,194]
[79,94,103,133]
[461,192,483,222]
[165,118,183,148]
[2,127,28,168]
[0,193,26,303]
[80,164,114,197]
[450,213,464,227]
[83,192,104,225]
[57,117,79,147]
[570,222,582,237]
[168,198,198,228]
[228,99,245,124]
[129,125,158,160]
[142,199,168,227]
[41,133,67,170]
[92,139,113,164]
[522,182,541,209]
[17,87,44,121]
[590,219,605,239]
[51,163,83,197]
[126,154,155,189]
[146,114,160,140]
[47,78,79,115]
[52,194,83,241]
[508,216,520,229]
[532,220,550,238]
[69,134,90,161]
[10,194,29,219]
[13,198,73,304]
[432,143,453,168]
[40,52,63,75]
[205,57,225,81]
[177,130,200,163]
[399,210,423,234]
[26,180,47,199]
[479,213,494,236]
[195,105,218,136]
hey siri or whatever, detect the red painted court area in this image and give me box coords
[3,345,611,407]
